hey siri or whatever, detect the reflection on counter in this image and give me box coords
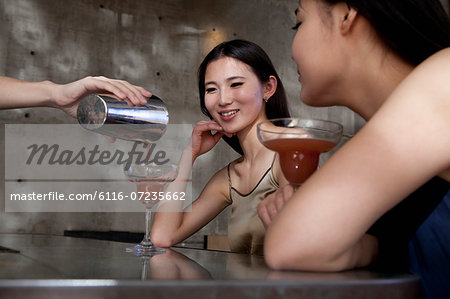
[0,234,420,299]
[141,248,212,280]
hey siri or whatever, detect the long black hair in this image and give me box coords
[321,0,450,65]
[198,39,290,154]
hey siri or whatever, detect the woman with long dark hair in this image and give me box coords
[259,0,450,297]
[152,39,290,255]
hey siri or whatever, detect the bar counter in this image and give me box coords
[0,233,420,298]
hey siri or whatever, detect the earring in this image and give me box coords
[264,96,269,103]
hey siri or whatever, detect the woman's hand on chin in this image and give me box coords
[190,120,232,159]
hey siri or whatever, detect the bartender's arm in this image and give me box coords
[0,75,151,117]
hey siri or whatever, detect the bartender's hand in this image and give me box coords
[190,120,232,160]
[258,184,295,229]
[51,76,152,118]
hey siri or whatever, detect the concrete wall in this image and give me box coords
[2,0,444,243]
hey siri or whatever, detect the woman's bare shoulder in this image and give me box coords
[200,158,242,204]
[385,47,450,111]
[423,47,450,64]
[207,163,232,186]
[405,47,450,88]
[368,48,450,180]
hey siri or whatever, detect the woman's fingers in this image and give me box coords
[258,185,295,229]
[91,76,151,106]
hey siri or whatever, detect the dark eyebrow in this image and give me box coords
[227,76,245,81]
[204,76,245,86]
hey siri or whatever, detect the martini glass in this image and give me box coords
[257,118,343,188]
[124,162,178,256]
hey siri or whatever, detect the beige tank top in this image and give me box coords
[227,156,279,255]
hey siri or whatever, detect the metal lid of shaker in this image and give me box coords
[77,94,108,130]
[77,94,169,142]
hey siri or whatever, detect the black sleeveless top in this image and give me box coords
[367,176,450,298]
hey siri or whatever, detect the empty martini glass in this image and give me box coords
[124,162,178,256]
[257,118,343,188]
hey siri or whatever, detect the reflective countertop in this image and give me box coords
[0,233,420,298]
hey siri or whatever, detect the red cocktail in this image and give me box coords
[257,118,343,187]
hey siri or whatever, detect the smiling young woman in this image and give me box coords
[151,40,291,255]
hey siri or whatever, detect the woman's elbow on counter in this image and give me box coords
[263,235,354,272]
[263,235,312,270]
[150,229,176,248]
[263,244,290,270]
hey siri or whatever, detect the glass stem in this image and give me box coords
[141,206,153,246]
[141,257,150,280]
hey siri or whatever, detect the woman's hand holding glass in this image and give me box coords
[258,184,295,229]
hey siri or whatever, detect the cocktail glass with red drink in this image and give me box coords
[124,163,178,256]
[257,118,343,188]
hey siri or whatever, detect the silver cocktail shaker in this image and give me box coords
[77,94,169,142]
